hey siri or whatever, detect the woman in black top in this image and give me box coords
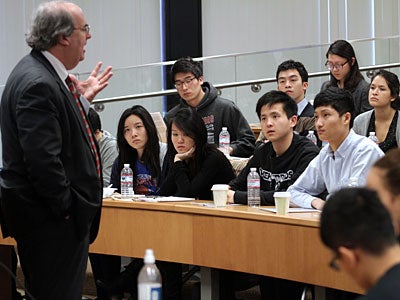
[160,107,235,199]
[353,70,400,153]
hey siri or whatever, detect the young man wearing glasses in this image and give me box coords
[165,57,256,158]
[320,187,400,300]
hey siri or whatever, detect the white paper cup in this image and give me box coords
[273,191,291,215]
[211,184,229,207]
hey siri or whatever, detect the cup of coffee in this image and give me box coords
[211,184,229,207]
[273,191,291,215]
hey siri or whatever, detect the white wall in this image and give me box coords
[201,0,400,123]
[1,0,400,136]
[0,0,163,138]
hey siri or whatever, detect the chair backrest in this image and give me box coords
[150,112,167,143]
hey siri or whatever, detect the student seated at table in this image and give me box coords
[96,105,171,300]
[220,90,319,300]
[320,187,400,300]
[288,87,384,210]
[256,60,317,144]
[164,57,255,157]
[353,69,400,153]
[228,90,319,205]
[160,107,235,199]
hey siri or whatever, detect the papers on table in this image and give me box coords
[139,196,195,202]
[260,207,320,213]
[111,194,145,201]
[111,194,195,202]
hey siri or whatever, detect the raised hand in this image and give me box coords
[70,62,113,102]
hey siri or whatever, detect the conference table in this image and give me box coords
[0,199,362,299]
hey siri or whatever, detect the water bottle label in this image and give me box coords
[219,137,229,143]
[247,179,260,188]
[138,283,161,300]
[121,175,133,183]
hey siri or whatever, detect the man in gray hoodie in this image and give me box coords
[165,57,255,158]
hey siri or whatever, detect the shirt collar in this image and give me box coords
[297,97,308,116]
[41,51,69,88]
[327,129,355,159]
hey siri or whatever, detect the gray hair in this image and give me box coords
[26,1,75,50]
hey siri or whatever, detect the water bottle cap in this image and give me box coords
[222,127,227,131]
[124,163,130,168]
[308,131,314,134]
[369,132,376,136]
[144,249,155,264]
[250,167,256,172]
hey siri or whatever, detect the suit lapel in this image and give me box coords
[31,50,94,151]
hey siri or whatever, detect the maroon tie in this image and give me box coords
[65,76,101,178]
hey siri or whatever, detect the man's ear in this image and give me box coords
[289,114,298,128]
[198,76,204,86]
[338,246,358,271]
[302,81,309,92]
[342,112,351,126]
[59,34,70,46]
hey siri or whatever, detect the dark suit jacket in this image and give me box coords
[0,50,102,243]
[300,102,314,118]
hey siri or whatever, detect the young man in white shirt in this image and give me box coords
[288,87,384,210]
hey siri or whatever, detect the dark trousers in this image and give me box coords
[89,253,122,299]
[16,218,89,300]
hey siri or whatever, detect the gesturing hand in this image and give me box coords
[70,62,113,102]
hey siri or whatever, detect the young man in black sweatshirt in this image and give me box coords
[228,90,319,205]
[221,90,320,300]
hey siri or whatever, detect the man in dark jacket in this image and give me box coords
[228,90,319,205]
[165,57,255,157]
[221,90,319,300]
[0,2,112,299]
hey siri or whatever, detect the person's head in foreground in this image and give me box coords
[320,187,400,291]
[367,148,400,233]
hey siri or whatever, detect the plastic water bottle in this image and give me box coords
[368,132,379,144]
[138,249,162,300]
[120,163,133,199]
[247,167,260,208]
[219,127,230,156]
[306,130,317,145]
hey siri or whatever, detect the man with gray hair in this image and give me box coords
[0,1,112,299]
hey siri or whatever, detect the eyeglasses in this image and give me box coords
[74,24,90,34]
[325,61,348,71]
[329,252,340,271]
[174,77,196,89]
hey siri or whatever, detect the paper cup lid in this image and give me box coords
[211,184,229,191]
[273,191,291,197]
